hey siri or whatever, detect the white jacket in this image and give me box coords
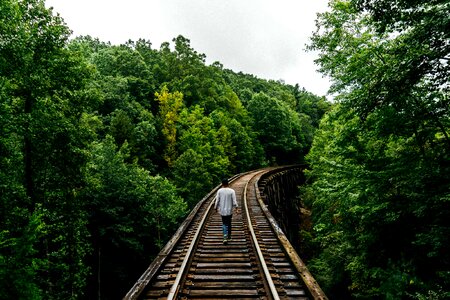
[214,187,237,216]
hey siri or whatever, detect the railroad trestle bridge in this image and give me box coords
[125,166,327,300]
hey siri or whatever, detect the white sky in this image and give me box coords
[45,0,331,98]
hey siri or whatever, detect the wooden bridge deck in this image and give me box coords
[124,166,327,300]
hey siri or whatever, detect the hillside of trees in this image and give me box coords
[0,1,329,299]
[3,1,448,299]
[303,0,449,298]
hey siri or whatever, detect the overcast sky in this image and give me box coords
[45,0,331,97]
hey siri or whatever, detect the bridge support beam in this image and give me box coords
[258,166,308,250]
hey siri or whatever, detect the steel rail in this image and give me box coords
[255,168,328,300]
[166,195,215,300]
[243,175,281,300]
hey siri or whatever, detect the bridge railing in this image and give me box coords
[255,165,328,300]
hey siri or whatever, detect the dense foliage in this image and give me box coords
[0,1,328,299]
[304,0,449,298]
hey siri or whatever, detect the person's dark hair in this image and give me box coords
[221,178,229,185]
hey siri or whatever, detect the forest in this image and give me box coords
[0,0,448,299]
[0,0,329,299]
[303,0,449,299]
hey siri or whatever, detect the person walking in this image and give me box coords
[214,178,238,244]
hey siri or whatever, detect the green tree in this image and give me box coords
[156,86,184,167]
[305,0,449,298]
[172,106,231,206]
[210,110,264,173]
[247,92,306,163]
[70,37,163,174]
[129,110,159,172]
[1,1,94,298]
[93,43,155,110]
[82,136,187,298]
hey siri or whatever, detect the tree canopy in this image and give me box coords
[304,0,449,298]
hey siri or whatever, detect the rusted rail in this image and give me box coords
[124,167,327,299]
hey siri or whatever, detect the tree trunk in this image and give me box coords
[98,245,101,300]
[24,92,33,201]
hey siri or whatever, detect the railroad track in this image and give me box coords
[125,167,327,300]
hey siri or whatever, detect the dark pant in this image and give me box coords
[221,215,232,238]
